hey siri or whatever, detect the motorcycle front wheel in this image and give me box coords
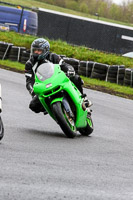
[0,116,4,140]
[52,102,77,138]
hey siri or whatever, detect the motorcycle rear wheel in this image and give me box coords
[79,114,94,136]
[0,116,4,140]
[52,102,77,138]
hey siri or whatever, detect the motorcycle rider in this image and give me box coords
[25,38,90,114]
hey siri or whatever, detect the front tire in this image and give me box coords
[0,116,4,140]
[52,102,77,138]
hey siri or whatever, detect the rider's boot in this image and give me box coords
[81,94,92,108]
[43,110,48,115]
[81,94,92,116]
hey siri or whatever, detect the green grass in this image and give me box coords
[0,60,25,71]
[0,32,36,49]
[82,76,133,98]
[0,31,133,68]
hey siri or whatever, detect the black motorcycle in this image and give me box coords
[0,84,4,140]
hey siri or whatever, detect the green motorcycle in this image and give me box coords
[33,63,94,138]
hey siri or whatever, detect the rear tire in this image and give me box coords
[0,116,4,140]
[79,114,94,136]
[52,102,77,138]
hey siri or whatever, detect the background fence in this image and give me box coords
[37,8,133,55]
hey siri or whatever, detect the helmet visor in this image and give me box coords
[32,48,47,55]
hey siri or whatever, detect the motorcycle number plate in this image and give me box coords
[46,83,52,88]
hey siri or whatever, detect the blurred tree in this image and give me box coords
[97,0,108,17]
[65,0,79,11]
[79,2,88,13]
[36,0,133,23]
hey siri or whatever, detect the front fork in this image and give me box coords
[62,97,71,113]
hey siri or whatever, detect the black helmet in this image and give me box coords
[31,38,50,61]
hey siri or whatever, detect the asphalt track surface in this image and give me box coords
[0,68,133,200]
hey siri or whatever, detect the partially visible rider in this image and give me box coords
[25,38,91,114]
[0,83,4,140]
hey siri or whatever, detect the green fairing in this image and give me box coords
[33,63,90,130]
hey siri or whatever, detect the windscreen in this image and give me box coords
[36,63,54,81]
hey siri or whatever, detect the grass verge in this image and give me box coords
[0,31,133,68]
[0,60,24,72]
[81,76,133,100]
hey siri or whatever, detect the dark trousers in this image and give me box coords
[29,95,45,113]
